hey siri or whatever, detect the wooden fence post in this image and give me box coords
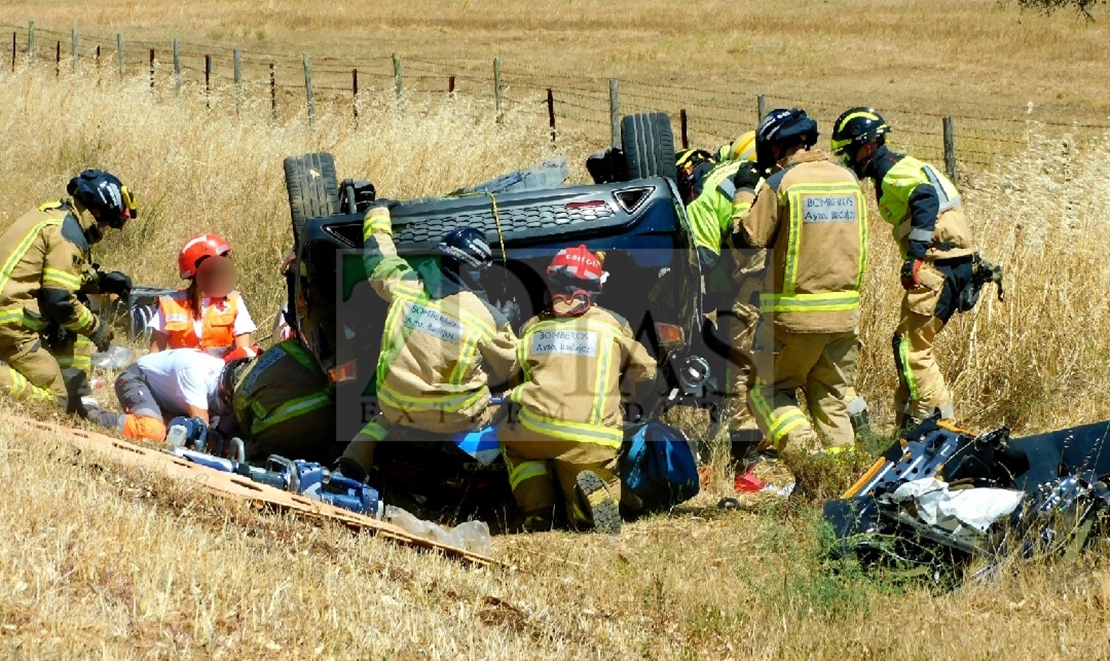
[609,79,620,148]
[757,94,766,121]
[11,32,16,71]
[149,48,155,91]
[233,49,242,115]
[55,41,60,77]
[547,88,555,142]
[303,53,315,125]
[117,34,124,79]
[173,38,181,94]
[27,22,34,64]
[943,116,957,185]
[352,68,359,120]
[449,75,455,94]
[269,63,277,121]
[392,53,402,98]
[494,57,503,122]
[205,54,212,108]
[680,109,689,149]
[71,27,78,71]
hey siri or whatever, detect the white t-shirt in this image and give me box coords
[148,293,257,341]
[135,349,227,415]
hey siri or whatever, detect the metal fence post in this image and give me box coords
[943,116,957,184]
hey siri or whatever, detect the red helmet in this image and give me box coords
[224,344,262,364]
[179,233,231,279]
[546,245,604,287]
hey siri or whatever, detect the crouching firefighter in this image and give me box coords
[831,107,1003,429]
[335,202,519,481]
[498,246,657,534]
[0,170,134,413]
[232,338,337,464]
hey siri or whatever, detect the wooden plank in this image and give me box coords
[4,415,493,567]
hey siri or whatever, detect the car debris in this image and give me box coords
[825,415,1110,572]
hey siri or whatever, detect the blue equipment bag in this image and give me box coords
[620,421,700,510]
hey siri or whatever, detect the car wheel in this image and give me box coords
[621,112,677,183]
[283,152,341,243]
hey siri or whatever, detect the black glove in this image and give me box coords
[42,323,72,352]
[90,319,114,352]
[733,161,761,191]
[98,270,133,299]
[900,259,923,291]
[495,298,522,326]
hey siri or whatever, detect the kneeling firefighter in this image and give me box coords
[0,170,134,413]
[831,107,1003,429]
[232,338,337,464]
[498,246,657,534]
[335,202,519,481]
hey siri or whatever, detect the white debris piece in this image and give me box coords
[883,477,1024,533]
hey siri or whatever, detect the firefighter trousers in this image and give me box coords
[893,259,973,426]
[498,420,621,525]
[0,327,90,406]
[747,323,858,452]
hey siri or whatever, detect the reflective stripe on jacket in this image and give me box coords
[870,147,974,260]
[738,149,868,334]
[157,290,241,356]
[509,306,656,448]
[363,206,518,431]
[0,200,99,336]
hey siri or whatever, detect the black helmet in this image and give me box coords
[754,109,819,174]
[219,356,255,409]
[831,107,891,172]
[67,169,136,230]
[438,227,493,271]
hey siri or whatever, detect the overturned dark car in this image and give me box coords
[280,113,715,520]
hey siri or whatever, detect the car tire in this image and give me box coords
[283,152,341,243]
[621,112,677,183]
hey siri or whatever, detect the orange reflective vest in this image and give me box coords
[157,290,241,355]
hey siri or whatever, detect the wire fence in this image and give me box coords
[8,21,1110,179]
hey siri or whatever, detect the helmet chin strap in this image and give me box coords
[550,290,593,317]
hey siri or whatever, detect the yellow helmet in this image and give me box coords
[730,130,757,162]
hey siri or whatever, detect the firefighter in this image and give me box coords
[0,169,134,412]
[149,233,256,358]
[498,246,657,534]
[831,107,982,429]
[335,202,518,481]
[734,109,868,455]
[232,338,337,464]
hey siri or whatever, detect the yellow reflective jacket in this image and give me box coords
[509,304,657,449]
[363,206,518,432]
[687,159,744,255]
[868,146,974,261]
[738,149,868,334]
[0,199,101,336]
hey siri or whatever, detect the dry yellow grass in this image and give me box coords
[3,418,1109,660]
[1,4,1110,658]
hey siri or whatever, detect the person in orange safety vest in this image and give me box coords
[148,233,256,358]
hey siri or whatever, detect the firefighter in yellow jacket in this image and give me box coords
[336,203,518,480]
[499,246,657,534]
[0,170,134,412]
[831,108,989,429]
[734,109,868,454]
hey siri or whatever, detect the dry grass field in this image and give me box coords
[2,1,1110,659]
